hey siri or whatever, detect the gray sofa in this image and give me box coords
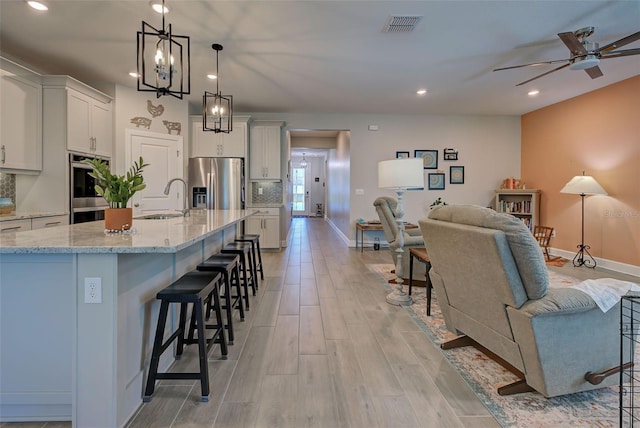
[420,204,627,397]
[373,196,426,281]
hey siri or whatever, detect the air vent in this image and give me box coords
[382,15,422,33]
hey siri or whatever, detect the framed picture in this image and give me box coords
[443,148,458,161]
[428,173,445,190]
[450,166,464,184]
[396,151,410,159]
[415,150,438,169]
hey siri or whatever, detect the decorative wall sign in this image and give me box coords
[444,148,458,161]
[415,150,438,169]
[396,151,410,159]
[147,100,165,117]
[428,172,445,190]
[450,166,465,184]
[130,116,152,129]
[162,120,182,135]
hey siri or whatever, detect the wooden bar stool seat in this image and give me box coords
[235,234,264,281]
[198,253,246,344]
[221,242,257,297]
[143,271,227,403]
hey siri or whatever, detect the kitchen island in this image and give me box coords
[0,209,252,426]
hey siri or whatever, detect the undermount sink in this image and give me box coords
[134,213,184,220]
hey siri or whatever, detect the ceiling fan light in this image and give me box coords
[569,55,600,70]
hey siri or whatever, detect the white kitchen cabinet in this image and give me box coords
[249,121,283,180]
[66,87,113,157]
[246,207,280,249]
[0,58,42,173]
[0,219,31,234]
[31,214,69,230]
[190,116,249,158]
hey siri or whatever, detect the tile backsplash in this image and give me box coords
[250,181,283,205]
[0,173,16,202]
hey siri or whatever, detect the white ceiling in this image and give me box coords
[1,1,638,116]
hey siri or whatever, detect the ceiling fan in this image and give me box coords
[494,26,640,86]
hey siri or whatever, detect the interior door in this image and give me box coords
[292,167,309,216]
[126,129,183,216]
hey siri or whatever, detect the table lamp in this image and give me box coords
[378,158,424,305]
[560,171,607,268]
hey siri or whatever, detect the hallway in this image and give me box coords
[126,217,498,427]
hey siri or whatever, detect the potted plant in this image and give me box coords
[429,197,447,209]
[83,157,149,230]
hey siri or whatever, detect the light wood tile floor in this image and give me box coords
[123,217,498,427]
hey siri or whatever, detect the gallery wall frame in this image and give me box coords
[443,148,459,161]
[450,166,465,184]
[428,172,445,190]
[396,151,410,159]
[415,150,438,169]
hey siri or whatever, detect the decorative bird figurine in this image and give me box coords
[147,100,165,118]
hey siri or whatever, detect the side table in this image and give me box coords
[355,222,419,252]
[409,247,433,315]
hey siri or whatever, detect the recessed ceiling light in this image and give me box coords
[528,90,540,96]
[129,72,140,78]
[416,89,427,95]
[207,74,217,80]
[149,0,169,14]
[26,1,48,11]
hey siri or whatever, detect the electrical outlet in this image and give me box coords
[551,230,556,237]
[258,187,263,195]
[84,277,102,304]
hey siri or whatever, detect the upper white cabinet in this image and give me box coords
[42,76,113,158]
[0,58,42,173]
[190,115,250,158]
[250,121,283,180]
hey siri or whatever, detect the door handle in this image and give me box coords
[1,145,5,164]
[134,203,140,207]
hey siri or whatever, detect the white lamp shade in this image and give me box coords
[378,158,424,189]
[560,174,607,195]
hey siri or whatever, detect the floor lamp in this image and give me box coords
[378,158,424,305]
[560,171,607,268]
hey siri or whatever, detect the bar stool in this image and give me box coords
[197,253,246,344]
[221,242,257,296]
[235,234,264,282]
[143,271,227,403]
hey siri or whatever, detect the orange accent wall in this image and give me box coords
[521,75,640,267]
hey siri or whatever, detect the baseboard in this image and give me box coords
[325,218,351,247]
[551,247,640,278]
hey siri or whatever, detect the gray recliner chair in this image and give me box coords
[373,196,426,281]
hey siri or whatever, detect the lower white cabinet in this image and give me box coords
[246,208,280,249]
[0,214,68,234]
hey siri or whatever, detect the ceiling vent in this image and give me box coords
[382,15,422,33]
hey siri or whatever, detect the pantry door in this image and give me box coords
[126,129,183,217]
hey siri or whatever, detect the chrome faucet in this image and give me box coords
[164,178,190,217]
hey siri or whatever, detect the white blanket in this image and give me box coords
[572,278,640,312]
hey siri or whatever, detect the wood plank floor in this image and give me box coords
[124,217,498,427]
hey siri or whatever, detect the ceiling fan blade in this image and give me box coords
[601,47,640,58]
[515,63,571,86]
[598,31,640,54]
[558,32,588,55]
[584,66,603,79]
[493,58,569,72]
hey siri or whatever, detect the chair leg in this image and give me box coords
[143,300,169,402]
[255,240,264,280]
[193,298,211,401]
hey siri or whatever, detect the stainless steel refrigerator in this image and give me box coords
[188,157,244,210]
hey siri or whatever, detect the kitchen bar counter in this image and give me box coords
[0,209,250,253]
[0,209,253,426]
[0,210,67,221]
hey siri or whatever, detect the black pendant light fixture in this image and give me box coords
[203,43,233,133]
[136,0,190,99]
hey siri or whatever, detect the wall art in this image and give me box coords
[450,166,465,184]
[444,148,458,161]
[147,100,165,117]
[162,120,182,135]
[396,151,410,159]
[415,150,438,169]
[428,172,445,190]
[130,117,152,129]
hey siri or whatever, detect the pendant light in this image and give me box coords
[300,153,308,168]
[203,43,233,133]
[136,0,191,99]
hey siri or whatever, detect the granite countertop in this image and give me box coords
[0,209,253,254]
[247,204,284,208]
[0,211,68,222]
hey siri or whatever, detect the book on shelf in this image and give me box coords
[498,200,531,214]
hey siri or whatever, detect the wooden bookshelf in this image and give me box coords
[495,189,540,231]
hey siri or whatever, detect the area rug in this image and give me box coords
[546,257,569,267]
[367,264,620,427]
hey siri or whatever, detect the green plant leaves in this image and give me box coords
[82,156,149,209]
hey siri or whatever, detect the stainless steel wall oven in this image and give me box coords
[70,154,108,224]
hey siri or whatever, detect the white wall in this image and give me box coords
[113,85,189,174]
[240,112,521,240]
